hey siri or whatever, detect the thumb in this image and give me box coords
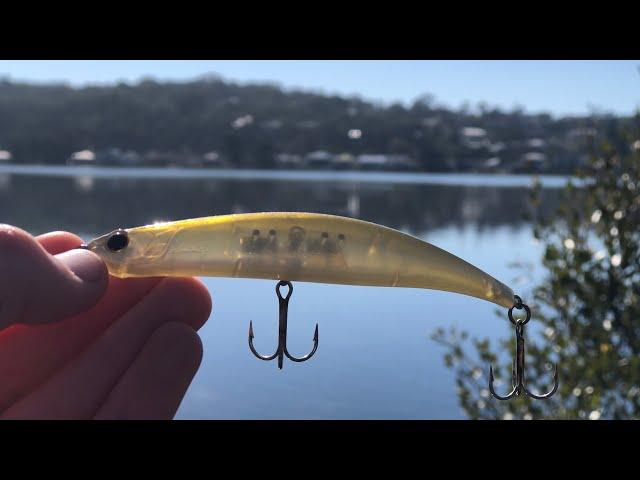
[0,225,108,329]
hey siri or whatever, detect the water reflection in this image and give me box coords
[73,175,95,193]
[0,174,10,191]
[0,174,560,238]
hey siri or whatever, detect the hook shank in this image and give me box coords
[489,298,559,401]
[248,280,319,369]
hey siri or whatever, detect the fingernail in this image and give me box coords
[57,249,106,283]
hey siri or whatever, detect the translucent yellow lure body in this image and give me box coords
[87,212,515,308]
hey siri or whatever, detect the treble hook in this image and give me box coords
[248,280,319,369]
[488,296,559,400]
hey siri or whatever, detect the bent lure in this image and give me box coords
[86,212,515,308]
[85,212,558,399]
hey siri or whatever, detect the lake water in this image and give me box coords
[0,166,566,419]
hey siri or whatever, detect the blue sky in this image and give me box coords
[1,60,638,117]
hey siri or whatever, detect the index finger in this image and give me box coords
[36,231,84,255]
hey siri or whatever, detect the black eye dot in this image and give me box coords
[106,231,129,252]
[338,234,345,240]
[321,232,329,238]
[252,229,260,236]
[269,229,276,236]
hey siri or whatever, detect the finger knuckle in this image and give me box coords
[0,225,31,254]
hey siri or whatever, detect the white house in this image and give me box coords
[461,127,490,149]
[68,150,96,165]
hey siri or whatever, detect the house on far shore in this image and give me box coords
[478,156,502,173]
[331,153,356,169]
[67,149,96,166]
[144,151,181,167]
[386,154,418,170]
[97,148,142,166]
[0,150,12,163]
[460,127,490,150]
[357,154,418,171]
[274,153,303,169]
[304,150,333,169]
[202,151,228,168]
[515,152,548,173]
[357,154,388,170]
[526,138,547,149]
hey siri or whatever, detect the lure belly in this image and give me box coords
[86,212,515,308]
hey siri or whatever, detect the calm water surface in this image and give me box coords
[0,166,565,419]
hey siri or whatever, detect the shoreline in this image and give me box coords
[0,164,577,188]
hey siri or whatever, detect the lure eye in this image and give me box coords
[106,230,129,252]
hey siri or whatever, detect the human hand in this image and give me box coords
[0,225,212,419]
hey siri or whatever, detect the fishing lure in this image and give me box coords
[84,212,558,399]
[85,212,515,308]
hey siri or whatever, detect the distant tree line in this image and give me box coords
[0,76,634,172]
